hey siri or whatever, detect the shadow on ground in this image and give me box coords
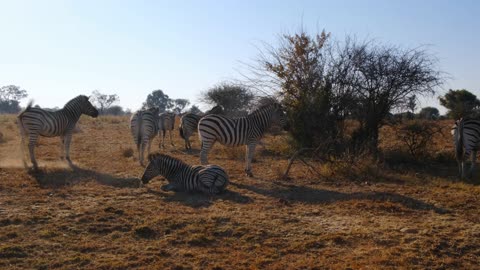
[145,186,253,208]
[28,164,140,189]
[231,182,450,214]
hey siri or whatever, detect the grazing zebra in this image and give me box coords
[130,107,160,166]
[452,118,480,179]
[141,153,229,195]
[179,105,223,150]
[198,102,287,177]
[158,112,175,148]
[17,95,99,170]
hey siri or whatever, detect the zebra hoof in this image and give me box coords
[245,170,254,177]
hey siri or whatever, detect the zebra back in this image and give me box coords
[130,107,159,145]
[159,112,175,131]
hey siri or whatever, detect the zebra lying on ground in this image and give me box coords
[130,107,160,166]
[452,118,480,179]
[159,112,175,148]
[141,153,229,195]
[17,95,99,170]
[179,105,223,150]
[198,102,287,177]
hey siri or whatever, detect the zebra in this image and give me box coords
[179,105,223,150]
[198,102,287,177]
[130,107,160,166]
[158,112,175,148]
[17,95,99,170]
[141,153,229,195]
[452,118,480,179]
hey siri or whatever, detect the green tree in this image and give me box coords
[439,89,480,119]
[418,107,440,120]
[143,89,173,112]
[172,99,190,114]
[200,83,254,115]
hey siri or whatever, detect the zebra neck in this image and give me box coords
[156,160,191,182]
[61,100,84,120]
[247,110,272,131]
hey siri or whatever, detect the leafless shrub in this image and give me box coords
[396,120,443,160]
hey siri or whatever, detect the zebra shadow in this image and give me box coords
[28,164,141,189]
[230,182,450,214]
[145,187,253,208]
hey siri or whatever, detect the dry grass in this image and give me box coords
[0,115,479,269]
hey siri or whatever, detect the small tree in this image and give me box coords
[0,85,28,113]
[439,89,480,119]
[143,89,173,112]
[345,41,443,154]
[91,90,119,114]
[418,107,440,120]
[172,99,190,114]
[200,83,254,115]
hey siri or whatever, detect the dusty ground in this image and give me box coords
[0,115,479,269]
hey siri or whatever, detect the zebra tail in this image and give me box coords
[136,112,143,147]
[456,118,464,161]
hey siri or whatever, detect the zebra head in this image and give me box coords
[270,103,288,130]
[141,153,161,184]
[81,95,99,118]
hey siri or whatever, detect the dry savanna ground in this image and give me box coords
[0,114,479,269]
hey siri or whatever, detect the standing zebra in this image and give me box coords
[452,118,480,179]
[17,95,99,170]
[179,105,223,150]
[141,153,229,195]
[158,112,175,148]
[130,107,160,166]
[198,102,287,177]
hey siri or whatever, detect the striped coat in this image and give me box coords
[130,107,160,166]
[179,105,223,150]
[158,112,175,148]
[141,153,229,195]
[452,118,480,179]
[17,95,99,170]
[198,102,287,176]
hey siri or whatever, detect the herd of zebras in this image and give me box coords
[16,95,288,195]
[13,95,480,194]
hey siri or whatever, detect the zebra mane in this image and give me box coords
[147,153,186,165]
[63,95,88,108]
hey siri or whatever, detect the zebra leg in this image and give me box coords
[245,143,257,177]
[161,130,166,148]
[60,136,66,160]
[169,130,174,146]
[28,134,39,170]
[64,133,73,163]
[200,140,215,165]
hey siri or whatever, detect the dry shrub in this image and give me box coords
[0,131,4,143]
[121,147,134,158]
[395,120,443,160]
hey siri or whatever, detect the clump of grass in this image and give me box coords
[0,246,28,258]
[134,225,157,239]
[121,147,134,158]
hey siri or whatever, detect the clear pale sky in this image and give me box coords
[0,0,478,113]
